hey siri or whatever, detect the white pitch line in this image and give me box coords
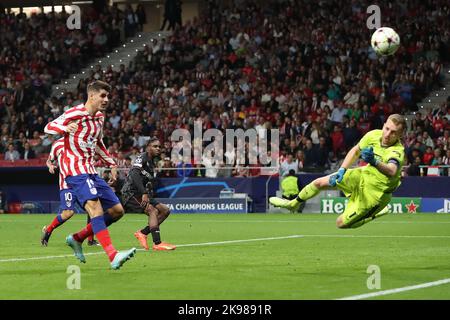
[0,235,303,263]
[337,278,450,300]
[1,233,450,263]
[301,234,450,239]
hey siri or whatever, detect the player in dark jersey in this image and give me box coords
[121,137,176,251]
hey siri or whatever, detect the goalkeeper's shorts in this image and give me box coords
[336,168,391,226]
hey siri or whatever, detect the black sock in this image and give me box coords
[140,226,151,235]
[150,227,161,245]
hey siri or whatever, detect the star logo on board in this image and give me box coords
[405,200,419,213]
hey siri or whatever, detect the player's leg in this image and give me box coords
[41,209,75,246]
[123,196,151,250]
[66,174,135,269]
[86,215,99,246]
[151,202,175,251]
[270,173,338,211]
[134,204,159,250]
[72,203,124,244]
[41,189,76,246]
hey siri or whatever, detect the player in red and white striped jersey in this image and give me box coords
[44,80,136,270]
[41,136,114,246]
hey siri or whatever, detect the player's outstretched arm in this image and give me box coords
[329,145,361,186]
[340,145,361,170]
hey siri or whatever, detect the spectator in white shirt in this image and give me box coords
[280,154,298,177]
[4,144,20,161]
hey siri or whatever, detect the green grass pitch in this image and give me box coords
[0,213,449,300]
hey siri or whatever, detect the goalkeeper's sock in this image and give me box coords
[140,226,151,235]
[150,227,161,245]
[46,214,67,233]
[296,183,320,202]
[90,216,117,262]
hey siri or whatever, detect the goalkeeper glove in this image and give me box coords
[329,167,346,187]
[361,147,379,166]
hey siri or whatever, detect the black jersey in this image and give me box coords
[121,152,158,204]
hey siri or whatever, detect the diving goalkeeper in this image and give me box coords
[270,114,406,229]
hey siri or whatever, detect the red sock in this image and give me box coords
[73,224,93,243]
[95,229,118,262]
[46,217,63,233]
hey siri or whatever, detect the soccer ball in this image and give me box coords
[371,27,400,56]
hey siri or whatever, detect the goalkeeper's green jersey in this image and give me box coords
[358,129,405,195]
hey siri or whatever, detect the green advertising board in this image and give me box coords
[320,197,421,214]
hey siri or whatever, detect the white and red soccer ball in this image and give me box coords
[371,27,400,56]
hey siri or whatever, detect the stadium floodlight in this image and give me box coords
[64,81,68,84]
[56,87,59,90]
[428,99,431,102]
[107,55,110,58]
[98,61,101,63]
[127,54,130,57]
[139,34,142,38]
[131,40,134,43]
[115,50,118,53]
[436,94,438,96]
[123,44,126,47]
[73,76,76,79]
[158,33,161,37]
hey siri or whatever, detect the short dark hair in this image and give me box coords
[87,80,111,93]
[147,137,160,146]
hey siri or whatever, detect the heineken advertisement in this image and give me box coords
[320,197,422,214]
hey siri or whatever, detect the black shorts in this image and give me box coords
[123,195,160,213]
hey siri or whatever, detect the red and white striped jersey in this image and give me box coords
[49,137,69,190]
[45,104,116,177]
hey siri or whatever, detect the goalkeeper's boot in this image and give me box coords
[153,242,176,251]
[134,230,149,250]
[111,248,137,270]
[66,235,86,263]
[41,226,51,246]
[269,197,302,212]
[374,206,389,219]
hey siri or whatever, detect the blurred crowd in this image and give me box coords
[1,0,449,177]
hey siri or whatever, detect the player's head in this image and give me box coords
[382,114,406,146]
[87,80,111,111]
[146,137,161,156]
